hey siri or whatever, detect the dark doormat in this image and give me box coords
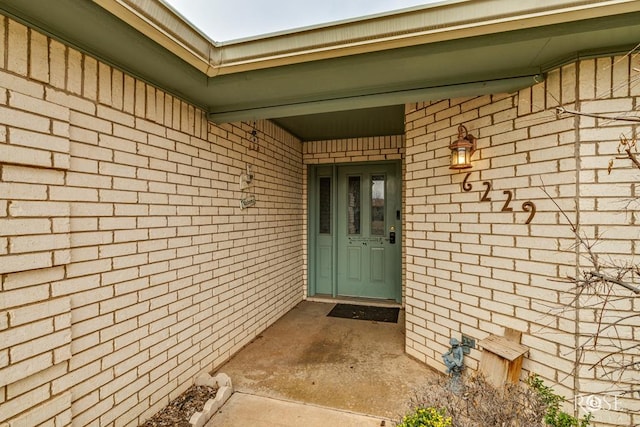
[327,304,399,323]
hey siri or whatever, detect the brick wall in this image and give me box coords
[404,58,639,425]
[302,136,404,165]
[574,56,640,426]
[0,17,304,427]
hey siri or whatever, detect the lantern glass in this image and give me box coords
[449,124,476,169]
[450,147,472,169]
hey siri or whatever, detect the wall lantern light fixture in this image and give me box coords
[449,124,477,169]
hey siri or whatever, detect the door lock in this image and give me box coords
[388,226,396,244]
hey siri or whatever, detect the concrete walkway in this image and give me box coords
[207,300,437,425]
[208,392,388,426]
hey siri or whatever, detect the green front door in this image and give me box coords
[309,162,401,302]
[336,163,400,300]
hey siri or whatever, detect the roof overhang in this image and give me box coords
[1,0,639,140]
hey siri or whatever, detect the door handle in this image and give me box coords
[386,226,396,244]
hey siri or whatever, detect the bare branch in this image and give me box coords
[587,271,640,294]
[556,106,640,122]
[624,147,640,170]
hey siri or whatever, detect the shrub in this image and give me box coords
[400,373,591,427]
[527,375,592,427]
[397,407,452,427]
[401,374,545,426]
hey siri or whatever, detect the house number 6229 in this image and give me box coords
[462,173,537,224]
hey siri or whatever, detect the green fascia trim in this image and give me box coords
[207,74,542,123]
[0,0,211,110]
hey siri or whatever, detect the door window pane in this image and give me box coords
[347,176,361,235]
[319,177,331,234]
[371,175,385,235]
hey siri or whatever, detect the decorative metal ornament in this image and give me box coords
[249,121,259,151]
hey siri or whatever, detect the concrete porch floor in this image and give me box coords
[208,300,438,425]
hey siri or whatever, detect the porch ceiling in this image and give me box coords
[2,0,639,141]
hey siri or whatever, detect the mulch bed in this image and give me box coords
[141,384,218,427]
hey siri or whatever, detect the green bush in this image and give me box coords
[398,407,452,427]
[526,374,592,427]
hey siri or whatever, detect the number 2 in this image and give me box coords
[501,190,513,212]
[481,182,492,202]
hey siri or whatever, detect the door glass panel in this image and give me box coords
[347,176,361,235]
[371,175,385,235]
[319,177,331,234]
